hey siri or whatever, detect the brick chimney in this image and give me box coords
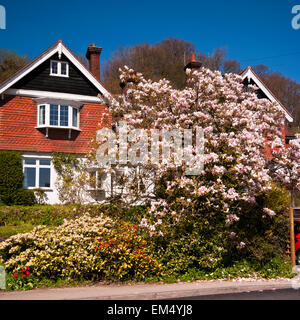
[86,44,102,81]
[184,53,202,72]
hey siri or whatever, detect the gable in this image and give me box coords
[0,41,112,103]
[242,78,269,100]
[241,67,293,122]
[12,53,99,96]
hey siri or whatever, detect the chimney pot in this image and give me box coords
[184,52,202,72]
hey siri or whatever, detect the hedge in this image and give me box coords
[0,151,35,206]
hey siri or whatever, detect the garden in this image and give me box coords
[1,66,300,290]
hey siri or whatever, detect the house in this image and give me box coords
[0,43,295,205]
[183,55,294,143]
[0,40,113,204]
[239,66,295,159]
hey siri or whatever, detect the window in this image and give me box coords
[39,105,46,125]
[23,158,51,189]
[37,104,80,129]
[50,104,59,126]
[88,170,104,190]
[50,60,69,77]
[286,136,296,145]
[72,107,78,127]
[60,106,69,126]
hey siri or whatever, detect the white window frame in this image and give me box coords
[87,169,105,191]
[23,157,52,190]
[50,60,69,77]
[37,103,80,130]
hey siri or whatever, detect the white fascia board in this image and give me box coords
[0,46,58,95]
[5,88,105,104]
[242,69,293,123]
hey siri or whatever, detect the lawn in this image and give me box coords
[0,225,35,242]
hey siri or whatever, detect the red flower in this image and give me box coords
[22,274,26,278]
[12,273,18,277]
[21,269,26,272]
[26,271,30,275]
[26,267,30,271]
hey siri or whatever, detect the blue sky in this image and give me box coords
[0,0,300,82]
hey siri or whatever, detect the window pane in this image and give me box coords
[25,159,36,165]
[51,61,58,74]
[40,160,51,166]
[39,168,51,188]
[50,105,58,126]
[89,172,96,189]
[24,167,36,188]
[61,62,67,75]
[60,106,69,126]
[39,105,46,125]
[72,108,78,127]
[97,172,102,189]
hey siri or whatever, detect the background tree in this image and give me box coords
[197,47,241,74]
[0,49,28,83]
[103,37,195,93]
[103,38,300,130]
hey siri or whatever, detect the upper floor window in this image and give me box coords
[50,60,69,77]
[37,103,79,130]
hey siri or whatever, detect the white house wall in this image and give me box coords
[22,152,112,205]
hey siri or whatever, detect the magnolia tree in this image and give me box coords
[97,66,300,243]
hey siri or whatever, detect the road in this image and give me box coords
[175,288,300,300]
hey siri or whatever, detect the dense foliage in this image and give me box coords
[0,214,161,282]
[0,151,35,206]
[0,49,28,83]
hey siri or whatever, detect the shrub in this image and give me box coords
[0,214,161,282]
[224,183,290,265]
[0,151,35,206]
[147,183,291,276]
[12,190,36,206]
[0,151,23,205]
[94,222,161,280]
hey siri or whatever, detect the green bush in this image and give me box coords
[12,190,36,206]
[0,151,35,206]
[148,183,291,276]
[0,151,23,205]
[224,183,290,265]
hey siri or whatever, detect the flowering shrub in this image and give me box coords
[105,66,300,245]
[93,222,161,280]
[0,214,160,282]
